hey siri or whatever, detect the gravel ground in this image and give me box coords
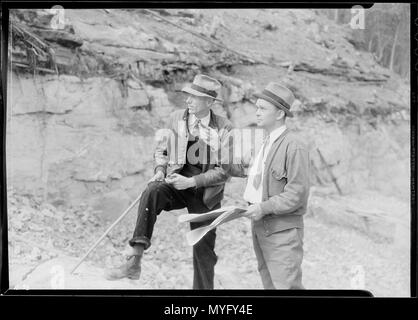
[8,187,410,296]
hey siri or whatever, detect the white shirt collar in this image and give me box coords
[243,124,287,204]
[189,111,211,127]
[266,125,287,145]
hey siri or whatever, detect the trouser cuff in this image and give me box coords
[129,236,151,250]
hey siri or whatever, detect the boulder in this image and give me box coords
[308,190,409,246]
[146,86,175,123]
[125,80,150,109]
[10,73,81,115]
[33,29,83,49]
[71,21,162,52]
[7,71,157,207]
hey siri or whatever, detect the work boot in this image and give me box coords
[104,255,142,281]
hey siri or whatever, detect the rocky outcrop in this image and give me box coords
[7,72,172,217]
[7,8,410,220]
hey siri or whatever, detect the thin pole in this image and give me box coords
[70,192,142,274]
[316,148,343,195]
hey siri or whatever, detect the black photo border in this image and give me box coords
[0,0,416,315]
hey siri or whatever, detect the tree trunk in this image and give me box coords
[369,34,379,53]
[377,40,389,65]
[334,9,339,23]
[390,22,400,72]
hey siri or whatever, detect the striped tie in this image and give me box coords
[252,135,270,189]
[192,119,201,138]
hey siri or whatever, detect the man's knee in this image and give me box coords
[145,181,162,192]
[195,234,216,251]
[193,230,217,260]
[258,228,304,289]
[142,181,168,199]
[194,246,218,266]
[268,258,303,289]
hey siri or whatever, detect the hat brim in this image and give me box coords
[254,92,294,117]
[181,86,223,102]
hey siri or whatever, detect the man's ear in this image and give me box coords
[207,98,215,107]
[276,109,285,121]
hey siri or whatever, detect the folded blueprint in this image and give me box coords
[178,206,248,246]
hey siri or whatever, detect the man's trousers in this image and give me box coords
[129,181,220,289]
[252,222,304,289]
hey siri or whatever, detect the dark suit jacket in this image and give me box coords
[153,108,233,210]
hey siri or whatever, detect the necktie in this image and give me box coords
[252,134,270,189]
[192,119,201,138]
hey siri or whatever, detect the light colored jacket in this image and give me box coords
[154,108,233,209]
[223,128,310,235]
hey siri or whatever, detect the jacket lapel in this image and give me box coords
[208,109,217,129]
[202,109,217,172]
[182,108,189,134]
[178,109,189,164]
[263,128,289,174]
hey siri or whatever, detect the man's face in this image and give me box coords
[186,94,211,115]
[255,98,284,129]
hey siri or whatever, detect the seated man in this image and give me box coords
[105,74,233,290]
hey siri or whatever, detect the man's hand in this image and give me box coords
[165,173,196,190]
[242,149,255,168]
[243,203,264,221]
[199,122,220,151]
[148,170,165,183]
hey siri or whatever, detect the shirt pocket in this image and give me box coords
[268,166,287,198]
[270,166,287,181]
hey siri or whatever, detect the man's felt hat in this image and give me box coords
[254,82,295,117]
[181,74,223,102]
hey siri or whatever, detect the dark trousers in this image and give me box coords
[129,181,220,289]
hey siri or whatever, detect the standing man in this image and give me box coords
[106,74,233,289]
[221,82,310,289]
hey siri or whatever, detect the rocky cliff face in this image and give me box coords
[7,8,410,219]
[7,72,172,219]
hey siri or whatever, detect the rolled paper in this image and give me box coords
[181,206,248,246]
[186,225,213,246]
[178,206,238,223]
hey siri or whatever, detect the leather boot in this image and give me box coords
[105,255,142,281]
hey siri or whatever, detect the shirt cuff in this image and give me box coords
[260,200,274,216]
[154,166,166,175]
[193,174,206,188]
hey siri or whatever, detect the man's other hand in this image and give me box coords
[148,170,165,183]
[243,203,263,221]
[165,173,196,190]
